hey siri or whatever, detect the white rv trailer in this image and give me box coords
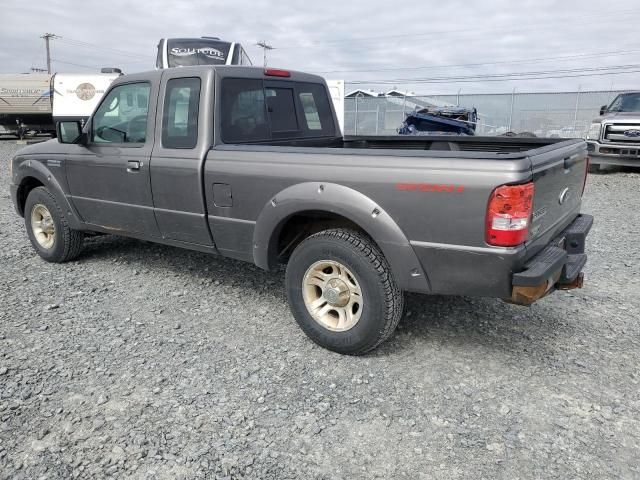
[325,80,345,133]
[0,73,53,138]
[52,69,122,125]
[156,37,252,68]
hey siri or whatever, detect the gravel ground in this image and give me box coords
[1,139,639,479]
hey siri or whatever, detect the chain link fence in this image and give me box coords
[344,90,628,137]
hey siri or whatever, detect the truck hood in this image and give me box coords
[594,111,640,123]
[15,138,68,156]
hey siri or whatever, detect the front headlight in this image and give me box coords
[586,123,601,140]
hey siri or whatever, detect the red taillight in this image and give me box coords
[486,182,535,247]
[264,68,291,77]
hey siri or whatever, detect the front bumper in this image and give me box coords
[587,141,640,167]
[510,214,593,305]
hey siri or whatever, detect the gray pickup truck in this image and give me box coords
[9,66,592,354]
[587,91,640,171]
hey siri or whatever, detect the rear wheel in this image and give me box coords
[24,187,84,263]
[285,228,403,355]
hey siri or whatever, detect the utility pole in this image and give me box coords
[255,41,273,68]
[41,33,57,74]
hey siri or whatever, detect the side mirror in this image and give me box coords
[599,105,607,116]
[56,121,87,144]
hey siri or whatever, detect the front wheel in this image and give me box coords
[24,187,84,263]
[285,228,404,355]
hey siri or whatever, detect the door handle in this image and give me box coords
[127,160,141,172]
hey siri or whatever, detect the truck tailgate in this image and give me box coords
[526,140,588,257]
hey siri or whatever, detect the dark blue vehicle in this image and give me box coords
[398,106,477,136]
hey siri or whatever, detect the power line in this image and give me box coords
[312,47,640,74]
[51,58,101,70]
[349,63,640,84]
[277,9,640,50]
[55,37,153,60]
[349,66,640,85]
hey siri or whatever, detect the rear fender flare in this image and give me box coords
[253,182,430,292]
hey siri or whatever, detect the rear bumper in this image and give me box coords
[510,214,593,305]
[587,141,640,167]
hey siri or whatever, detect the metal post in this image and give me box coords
[354,93,363,136]
[572,86,581,136]
[255,41,273,68]
[375,104,379,135]
[402,93,407,117]
[456,88,461,106]
[508,87,516,132]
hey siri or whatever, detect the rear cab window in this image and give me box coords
[220,78,335,143]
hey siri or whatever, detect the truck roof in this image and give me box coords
[111,65,327,86]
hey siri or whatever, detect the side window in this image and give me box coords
[265,87,299,133]
[299,93,321,130]
[297,83,335,136]
[92,82,150,144]
[221,79,269,143]
[162,77,201,149]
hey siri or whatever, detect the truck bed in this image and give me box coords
[251,134,572,156]
[343,135,567,153]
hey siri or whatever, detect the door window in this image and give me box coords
[92,83,150,144]
[162,77,201,148]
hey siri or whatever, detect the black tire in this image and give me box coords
[285,228,404,355]
[589,163,616,174]
[24,187,84,263]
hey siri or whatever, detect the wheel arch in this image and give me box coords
[14,161,83,230]
[253,182,430,292]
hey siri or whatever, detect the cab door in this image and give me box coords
[65,80,160,236]
[149,71,213,245]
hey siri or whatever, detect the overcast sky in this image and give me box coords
[2,0,639,94]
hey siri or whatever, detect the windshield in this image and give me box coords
[166,39,231,67]
[606,93,640,113]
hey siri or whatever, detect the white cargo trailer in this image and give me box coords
[51,70,122,125]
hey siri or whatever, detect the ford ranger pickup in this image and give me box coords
[9,66,592,354]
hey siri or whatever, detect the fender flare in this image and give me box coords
[253,182,430,292]
[14,159,83,230]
